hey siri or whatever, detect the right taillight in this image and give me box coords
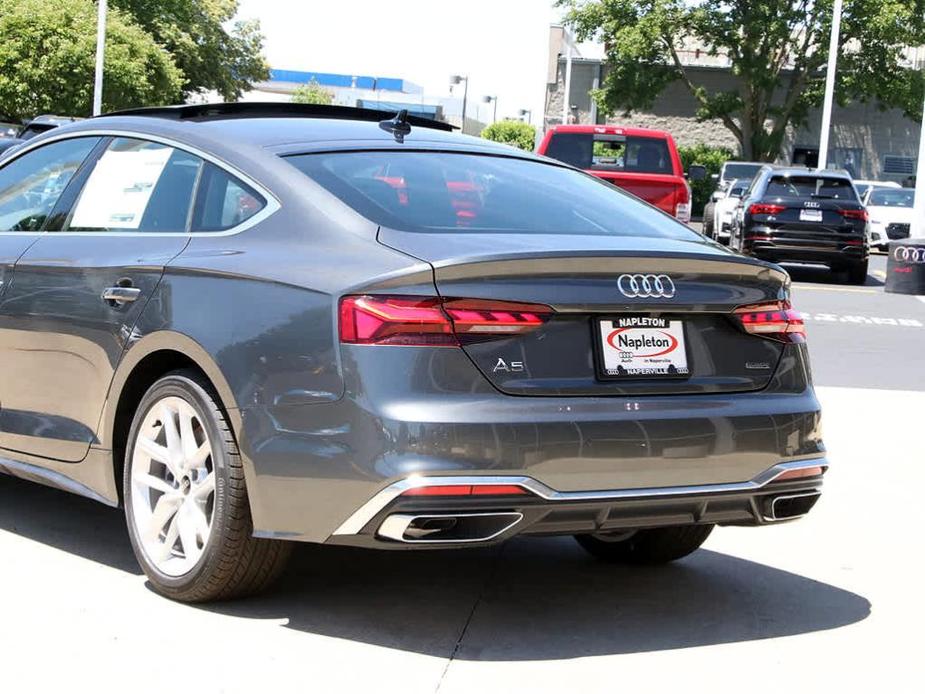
[749,203,786,216]
[339,295,552,346]
[734,300,806,343]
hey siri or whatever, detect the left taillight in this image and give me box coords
[339,295,552,346]
[733,300,806,343]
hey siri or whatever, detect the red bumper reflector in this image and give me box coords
[402,484,528,497]
[733,300,806,343]
[775,466,825,481]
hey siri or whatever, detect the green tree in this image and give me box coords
[112,0,269,101]
[0,0,183,120]
[291,79,334,105]
[480,120,537,151]
[678,143,733,210]
[559,0,925,160]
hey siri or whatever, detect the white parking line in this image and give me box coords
[801,313,923,327]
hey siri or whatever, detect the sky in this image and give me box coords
[234,0,601,125]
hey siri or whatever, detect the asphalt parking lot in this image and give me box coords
[1,251,923,693]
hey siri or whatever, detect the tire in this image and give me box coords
[845,260,869,285]
[702,203,715,238]
[574,524,714,564]
[124,369,291,602]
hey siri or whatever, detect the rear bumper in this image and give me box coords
[327,459,827,549]
[743,227,868,266]
[238,344,823,543]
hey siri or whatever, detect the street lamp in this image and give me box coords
[450,74,469,133]
[92,0,107,116]
[818,0,844,170]
[913,91,925,238]
[518,108,532,124]
[482,95,498,124]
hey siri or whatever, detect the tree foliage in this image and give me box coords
[480,120,537,151]
[291,80,334,105]
[678,143,733,210]
[559,0,925,160]
[112,0,269,101]
[0,0,183,120]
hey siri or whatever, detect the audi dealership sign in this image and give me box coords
[885,241,925,295]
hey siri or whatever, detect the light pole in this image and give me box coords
[450,74,469,133]
[818,0,844,170]
[561,27,579,125]
[482,95,498,124]
[92,0,107,116]
[913,91,925,238]
[518,108,532,124]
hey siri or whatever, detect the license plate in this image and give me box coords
[596,317,690,379]
[800,209,823,222]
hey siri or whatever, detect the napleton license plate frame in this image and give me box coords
[592,315,692,381]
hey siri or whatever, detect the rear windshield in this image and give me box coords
[723,163,762,181]
[868,188,914,207]
[766,175,858,200]
[543,133,674,174]
[285,151,695,238]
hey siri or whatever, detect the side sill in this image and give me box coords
[0,456,118,507]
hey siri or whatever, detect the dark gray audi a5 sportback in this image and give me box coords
[0,103,826,602]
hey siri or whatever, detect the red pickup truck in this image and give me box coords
[537,125,702,223]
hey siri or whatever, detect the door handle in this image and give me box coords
[101,286,141,305]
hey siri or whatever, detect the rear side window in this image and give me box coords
[192,163,266,232]
[544,133,673,174]
[0,137,99,231]
[285,150,695,239]
[66,138,202,232]
[765,175,858,200]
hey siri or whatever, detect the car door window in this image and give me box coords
[192,163,266,232]
[0,137,99,232]
[65,138,202,232]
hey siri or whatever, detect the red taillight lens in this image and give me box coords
[734,300,806,343]
[838,208,869,221]
[402,484,529,497]
[749,203,786,216]
[339,295,552,346]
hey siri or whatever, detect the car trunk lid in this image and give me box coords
[379,229,791,396]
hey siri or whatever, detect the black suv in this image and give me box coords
[730,166,869,284]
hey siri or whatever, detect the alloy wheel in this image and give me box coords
[129,396,215,577]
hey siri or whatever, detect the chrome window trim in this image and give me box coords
[0,129,281,238]
[331,457,828,536]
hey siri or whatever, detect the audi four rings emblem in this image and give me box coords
[893,246,925,263]
[617,274,676,298]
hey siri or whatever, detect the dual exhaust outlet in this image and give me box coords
[377,512,523,544]
[373,492,822,544]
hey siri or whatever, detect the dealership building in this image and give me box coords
[232,69,487,134]
[544,26,924,182]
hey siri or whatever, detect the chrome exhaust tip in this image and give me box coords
[377,512,523,543]
[763,491,821,521]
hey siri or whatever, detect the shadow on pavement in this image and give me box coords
[0,473,141,575]
[782,262,882,287]
[0,473,870,659]
[208,538,871,660]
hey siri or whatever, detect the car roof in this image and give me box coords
[762,166,852,179]
[47,103,538,160]
[547,124,673,139]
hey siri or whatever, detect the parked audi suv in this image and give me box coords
[730,166,870,283]
[0,104,826,602]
